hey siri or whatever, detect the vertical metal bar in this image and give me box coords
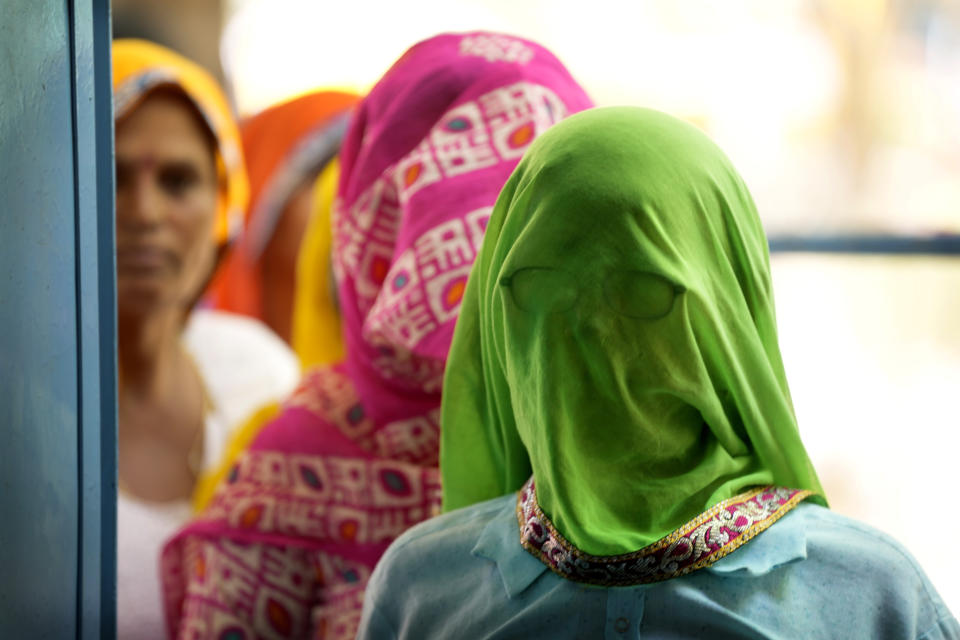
[65,0,87,633]
[69,0,116,637]
[93,0,117,636]
[93,0,118,634]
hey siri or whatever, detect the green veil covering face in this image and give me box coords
[440,107,825,556]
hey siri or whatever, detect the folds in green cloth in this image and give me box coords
[441,107,825,556]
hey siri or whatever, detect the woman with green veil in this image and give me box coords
[356,107,958,639]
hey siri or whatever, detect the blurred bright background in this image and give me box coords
[114,0,960,614]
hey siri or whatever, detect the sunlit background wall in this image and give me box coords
[114,0,960,614]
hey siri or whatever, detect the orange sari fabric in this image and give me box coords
[206,91,359,322]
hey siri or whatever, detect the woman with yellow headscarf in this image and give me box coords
[112,40,300,638]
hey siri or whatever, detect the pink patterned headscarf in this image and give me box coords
[161,32,593,640]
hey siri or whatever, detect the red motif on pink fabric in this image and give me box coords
[202,451,441,545]
[161,538,316,639]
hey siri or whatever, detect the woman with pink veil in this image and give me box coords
[161,32,593,639]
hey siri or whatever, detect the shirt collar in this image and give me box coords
[706,505,810,575]
[472,496,548,598]
[472,491,811,594]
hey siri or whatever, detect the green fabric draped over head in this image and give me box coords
[440,106,825,555]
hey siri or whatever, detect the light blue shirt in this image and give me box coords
[358,495,958,639]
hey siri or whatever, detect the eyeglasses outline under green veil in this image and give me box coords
[500,267,686,319]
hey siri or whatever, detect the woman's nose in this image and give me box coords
[571,291,611,335]
[118,176,164,229]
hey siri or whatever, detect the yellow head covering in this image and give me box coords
[292,158,345,369]
[112,39,248,245]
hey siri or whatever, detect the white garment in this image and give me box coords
[116,310,299,640]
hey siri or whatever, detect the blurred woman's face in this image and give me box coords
[114,90,219,319]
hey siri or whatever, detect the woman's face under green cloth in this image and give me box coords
[441,108,825,553]
[492,196,712,472]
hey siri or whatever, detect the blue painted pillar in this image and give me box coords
[0,1,116,638]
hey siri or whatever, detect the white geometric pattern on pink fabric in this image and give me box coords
[393,140,442,204]
[432,100,499,177]
[459,33,535,65]
[360,207,492,391]
[484,83,569,159]
[335,83,567,389]
[202,446,442,546]
[165,537,315,639]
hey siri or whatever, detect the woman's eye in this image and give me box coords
[604,271,684,320]
[501,267,578,313]
[159,166,200,197]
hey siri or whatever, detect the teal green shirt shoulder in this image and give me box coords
[358,496,958,639]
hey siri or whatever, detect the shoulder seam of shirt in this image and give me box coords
[384,506,501,558]
[830,518,936,588]
[916,614,959,640]
[810,509,947,614]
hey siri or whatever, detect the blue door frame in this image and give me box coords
[0,1,116,638]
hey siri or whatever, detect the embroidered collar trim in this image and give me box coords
[516,477,812,586]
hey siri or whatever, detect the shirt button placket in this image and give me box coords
[604,588,644,640]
